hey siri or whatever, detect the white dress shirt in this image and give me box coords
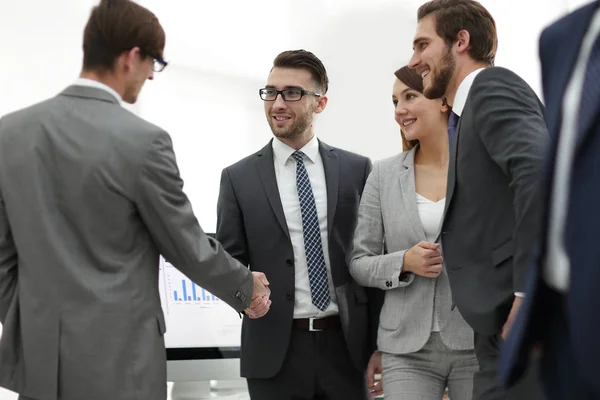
[416,193,445,331]
[451,68,484,117]
[73,78,122,104]
[451,67,524,297]
[545,9,600,293]
[272,136,338,318]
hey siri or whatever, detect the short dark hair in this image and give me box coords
[82,0,166,71]
[272,50,329,94]
[394,66,423,150]
[418,0,497,65]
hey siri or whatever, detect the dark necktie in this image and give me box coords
[448,110,459,149]
[291,151,331,311]
[578,33,600,139]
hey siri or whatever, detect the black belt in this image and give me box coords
[292,315,341,331]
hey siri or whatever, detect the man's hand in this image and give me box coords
[502,296,523,340]
[403,241,443,278]
[366,351,383,398]
[245,272,271,319]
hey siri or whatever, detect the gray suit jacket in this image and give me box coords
[350,148,473,354]
[0,86,254,400]
[441,67,549,335]
[216,139,383,379]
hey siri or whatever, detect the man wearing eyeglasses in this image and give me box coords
[216,49,383,399]
[0,1,271,399]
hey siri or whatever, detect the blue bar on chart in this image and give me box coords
[174,290,179,301]
[181,280,188,301]
[192,284,197,301]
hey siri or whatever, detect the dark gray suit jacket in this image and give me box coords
[216,139,382,379]
[0,86,254,400]
[441,67,549,335]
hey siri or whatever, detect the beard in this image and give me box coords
[423,46,456,100]
[268,104,315,140]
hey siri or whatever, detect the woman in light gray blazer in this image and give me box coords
[350,67,478,400]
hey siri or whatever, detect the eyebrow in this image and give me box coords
[264,85,304,90]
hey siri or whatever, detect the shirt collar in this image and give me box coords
[73,78,123,104]
[451,68,485,117]
[272,134,320,166]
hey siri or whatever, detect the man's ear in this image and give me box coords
[314,95,328,114]
[455,29,471,54]
[122,46,142,72]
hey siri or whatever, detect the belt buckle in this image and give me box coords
[308,317,322,332]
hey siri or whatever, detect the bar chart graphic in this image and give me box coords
[160,257,222,308]
[173,280,218,303]
[157,256,243,348]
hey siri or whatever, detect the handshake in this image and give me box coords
[244,271,272,319]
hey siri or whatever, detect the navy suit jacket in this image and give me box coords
[501,1,600,393]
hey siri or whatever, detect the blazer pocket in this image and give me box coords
[156,313,167,336]
[491,240,513,267]
[379,289,405,331]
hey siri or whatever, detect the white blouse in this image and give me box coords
[416,193,446,331]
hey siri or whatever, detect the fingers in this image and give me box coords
[252,271,269,286]
[252,273,271,299]
[366,366,375,387]
[368,381,383,398]
[417,241,440,250]
[424,264,443,277]
[245,296,272,319]
[426,256,443,265]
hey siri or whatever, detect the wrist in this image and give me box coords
[402,252,412,273]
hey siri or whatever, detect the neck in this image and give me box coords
[277,130,315,151]
[415,129,449,168]
[80,69,125,99]
[445,60,489,107]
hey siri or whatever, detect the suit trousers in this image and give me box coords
[381,332,478,400]
[246,327,367,400]
[473,332,544,400]
[540,291,598,400]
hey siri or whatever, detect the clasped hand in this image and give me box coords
[403,241,443,278]
[244,271,272,318]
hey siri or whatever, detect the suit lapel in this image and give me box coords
[319,140,338,239]
[255,141,290,239]
[549,3,597,154]
[398,148,426,239]
[442,117,462,223]
[576,6,600,151]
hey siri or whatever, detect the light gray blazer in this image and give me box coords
[350,147,473,355]
[0,86,254,400]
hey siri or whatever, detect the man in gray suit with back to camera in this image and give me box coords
[408,0,548,399]
[216,49,383,399]
[0,1,270,400]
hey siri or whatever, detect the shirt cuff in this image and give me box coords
[514,292,525,297]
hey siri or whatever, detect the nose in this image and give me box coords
[272,92,287,110]
[395,103,408,117]
[148,71,155,81]
[408,51,420,70]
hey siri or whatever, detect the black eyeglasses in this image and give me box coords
[152,56,168,72]
[259,88,321,102]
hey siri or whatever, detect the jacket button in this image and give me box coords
[285,292,293,300]
[286,259,293,266]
